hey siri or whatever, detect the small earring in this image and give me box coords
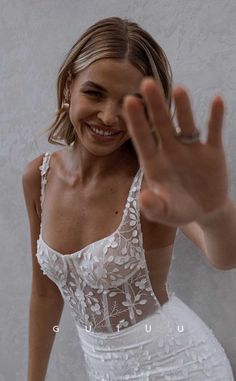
[62,91,70,111]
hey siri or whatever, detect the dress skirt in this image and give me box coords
[76,293,234,381]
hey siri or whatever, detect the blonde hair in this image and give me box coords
[43,17,173,147]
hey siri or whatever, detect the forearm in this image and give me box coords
[27,294,64,381]
[197,198,236,270]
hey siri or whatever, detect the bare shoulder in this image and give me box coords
[22,153,46,183]
[140,175,177,250]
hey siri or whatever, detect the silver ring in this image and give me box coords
[175,130,201,144]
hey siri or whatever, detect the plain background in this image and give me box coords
[0,0,236,380]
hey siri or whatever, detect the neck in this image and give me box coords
[67,139,139,183]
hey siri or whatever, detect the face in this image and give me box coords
[67,58,144,156]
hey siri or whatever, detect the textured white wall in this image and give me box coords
[1,0,236,380]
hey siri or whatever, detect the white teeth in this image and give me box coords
[88,125,118,136]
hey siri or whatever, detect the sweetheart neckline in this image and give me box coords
[38,167,142,258]
[39,230,119,258]
[38,233,175,259]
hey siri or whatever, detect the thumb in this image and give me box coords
[140,188,167,220]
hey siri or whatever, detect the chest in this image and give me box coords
[41,176,133,254]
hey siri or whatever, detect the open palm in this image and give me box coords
[123,78,229,227]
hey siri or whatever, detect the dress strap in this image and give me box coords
[137,168,144,193]
[131,167,144,207]
[39,152,52,210]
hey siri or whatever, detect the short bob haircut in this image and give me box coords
[44,17,173,147]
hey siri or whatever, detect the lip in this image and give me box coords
[85,122,122,141]
[86,123,122,134]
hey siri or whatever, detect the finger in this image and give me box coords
[207,95,224,148]
[140,78,176,147]
[173,86,198,136]
[123,95,158,175]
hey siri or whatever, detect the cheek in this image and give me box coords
[69,99,94,124]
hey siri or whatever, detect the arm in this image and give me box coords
[180,198,236,270]
[22,156,64,381]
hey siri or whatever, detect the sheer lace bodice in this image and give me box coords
[36,152,175,334]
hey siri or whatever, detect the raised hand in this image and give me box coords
[123,78,229,227]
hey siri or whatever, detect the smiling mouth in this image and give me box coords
[86,123,121,137]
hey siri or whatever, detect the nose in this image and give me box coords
[97,101,120,126]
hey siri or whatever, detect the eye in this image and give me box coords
[84,90,103,98]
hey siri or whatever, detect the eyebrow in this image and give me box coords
[81,80,143,100]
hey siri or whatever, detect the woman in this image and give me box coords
[22,17,234,381]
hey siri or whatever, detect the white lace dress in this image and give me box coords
[36,152,234,381]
